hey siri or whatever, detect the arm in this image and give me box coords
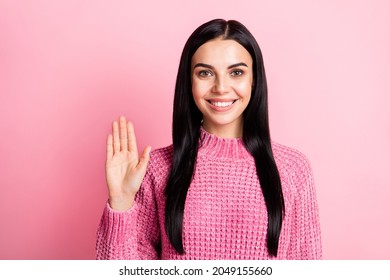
[288,152,322,259]
[96,116,159,259]
[96,164,160,259]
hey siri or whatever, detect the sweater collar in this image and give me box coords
[198,126,252,160]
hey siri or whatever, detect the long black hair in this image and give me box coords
[164,19,284,257]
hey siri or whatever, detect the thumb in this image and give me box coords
[138,146,151,171]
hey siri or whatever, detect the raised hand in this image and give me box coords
[105,116,151,211]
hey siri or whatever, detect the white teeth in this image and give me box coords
[211,101,234,107]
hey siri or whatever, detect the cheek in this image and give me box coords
[191,84,201,103]
[191,82,205,111]
[234,80,252,98]
[192,79,210,100]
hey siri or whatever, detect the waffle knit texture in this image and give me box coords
[96,127,322,259]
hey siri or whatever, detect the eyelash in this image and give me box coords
[197,69,244,77]
[198,70,212,77]
[231,70,244,76]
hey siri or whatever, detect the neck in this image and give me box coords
[202,120,243,138]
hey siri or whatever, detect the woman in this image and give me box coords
[96,19,322,259]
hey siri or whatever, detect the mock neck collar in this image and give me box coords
[197,126,252,161]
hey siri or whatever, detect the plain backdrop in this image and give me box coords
[0,0,389,259]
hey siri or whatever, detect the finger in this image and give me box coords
[106,134,113,160]
[137,146,151,171]
[112,121,120,153]
[119,116,128,151]
[127,121,138,155]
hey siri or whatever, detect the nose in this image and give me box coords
[212,76,230,94]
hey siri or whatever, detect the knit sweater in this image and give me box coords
[96,127,322,260]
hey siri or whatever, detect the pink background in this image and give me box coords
[1,0,389,259]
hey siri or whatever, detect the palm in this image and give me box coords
[105,117,151,210]
[106,150,137,193]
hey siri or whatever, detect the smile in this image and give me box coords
[207,99,238,111]
[210,101,234,107]
[208,100,237,106]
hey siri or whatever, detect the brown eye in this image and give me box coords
[231,70,244,77]
[198,70,212,77]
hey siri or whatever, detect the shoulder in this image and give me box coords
[146,144,173,179]
[149,144,173,164]
[271,140,313,180]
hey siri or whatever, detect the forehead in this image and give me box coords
[192,39,252,66]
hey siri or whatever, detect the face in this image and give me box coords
[191,38,253,138]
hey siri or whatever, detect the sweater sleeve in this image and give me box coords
[95,160,161,260]
[288,152,322,259]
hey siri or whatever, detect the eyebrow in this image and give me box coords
[193,62,248,70]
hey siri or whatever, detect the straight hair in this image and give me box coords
[165,19,285,257]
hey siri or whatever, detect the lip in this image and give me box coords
[207,98,237,103]
[207,99,238,112]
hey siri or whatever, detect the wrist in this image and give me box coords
[108,196,135,211]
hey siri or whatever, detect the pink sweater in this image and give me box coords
[96,128,322,260]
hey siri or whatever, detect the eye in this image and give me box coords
[198,70,213,77]
[231,69,244,77]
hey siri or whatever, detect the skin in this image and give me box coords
[106,117,151,210]
[106,39,253,210]
[191,38,253,138]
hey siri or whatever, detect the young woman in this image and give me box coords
[96,19,322,260]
